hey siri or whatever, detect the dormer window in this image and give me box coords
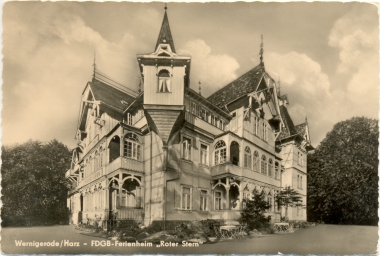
[158,70,171,93]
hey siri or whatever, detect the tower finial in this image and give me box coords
[164,3,167,11]
[198,81,202,95]
[93,51,96,79]
[277,76,281,95]
[259,35,264,64]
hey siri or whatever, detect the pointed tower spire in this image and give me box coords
[155,4,176,53]
[259,35,264,64]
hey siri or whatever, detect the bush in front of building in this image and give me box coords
[240,189,271,230]
[1,140,71,227]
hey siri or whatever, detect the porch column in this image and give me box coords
[120,134,124,157]
[226,177,230,210]
[118,174,122,208]
[238,183,244,210]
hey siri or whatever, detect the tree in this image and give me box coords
[240,189,271,229]
[276,186,304,221]
[1,139,72,226]
[307,117,378,225]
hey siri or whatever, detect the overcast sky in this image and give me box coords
[3,2,378,149]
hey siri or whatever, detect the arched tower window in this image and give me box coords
[109,136,120,163]
[244,146,252,169]
[214,140,226,165]
[275,161,279,179]
[124,133,141,161]
[158,70,171,93]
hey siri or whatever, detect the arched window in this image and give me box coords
[124,133,141,160]
[109,136,120,163]
[214,140,227,165]
[253,151,259,172]
[158,70,171,93]
[268,158,273,177]
[244,146,252,169]
[230,141,240,166]
[261,155,267,175]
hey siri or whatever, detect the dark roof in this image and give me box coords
[277,105,298,141]
[155,10,176,53]
[90,78,136,113]
[295,122,307,138]
[207,64,264,107]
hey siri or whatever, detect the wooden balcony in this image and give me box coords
[78,168,104,188]
[106,157,144,175]
[185,111,224,136]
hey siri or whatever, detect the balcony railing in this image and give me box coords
[79,168,104,188]
[113,208,144,220]
[106,157,144,175]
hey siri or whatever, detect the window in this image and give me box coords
[244,146,252,169]
[297,175,303,189]
[200,190,207,211]
[181,186,192,210]
[124,133,141,160]
[268,159,273,177]
[214,191,222,210]
[211,114,215,125]
[231,112,237,131]
[182,137,192,160]
[158,70,171,92]
[191,101,197,115]
[275,162,279,179]
[220,120,225,131]
[214,140,227,165]
[126,113,132,125]
[254,116,260,136]
[253,151,259,172]
[200,144,208,165]
[298,152,304,167]
[261,155,267,175]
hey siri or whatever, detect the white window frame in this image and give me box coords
[158,70,171,93]
[200,143,209,166]
[214,140,227,166]
[181,186,192,210]
[124,133,141,161]
[244,146,252,170]
[199,189,208,211]
[181,136,192,160]
[214,191,222,210]
[126,113,133,126]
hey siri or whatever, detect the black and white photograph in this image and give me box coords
[1,1,378,255]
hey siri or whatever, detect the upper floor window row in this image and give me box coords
[297,152,305,167]
[189,101,225,130]
[253,115,268,141]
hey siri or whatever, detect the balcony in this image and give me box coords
[79,168,104,188]
[185,112,224,136]
[211,162,243,177]
[106,157,144,175]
